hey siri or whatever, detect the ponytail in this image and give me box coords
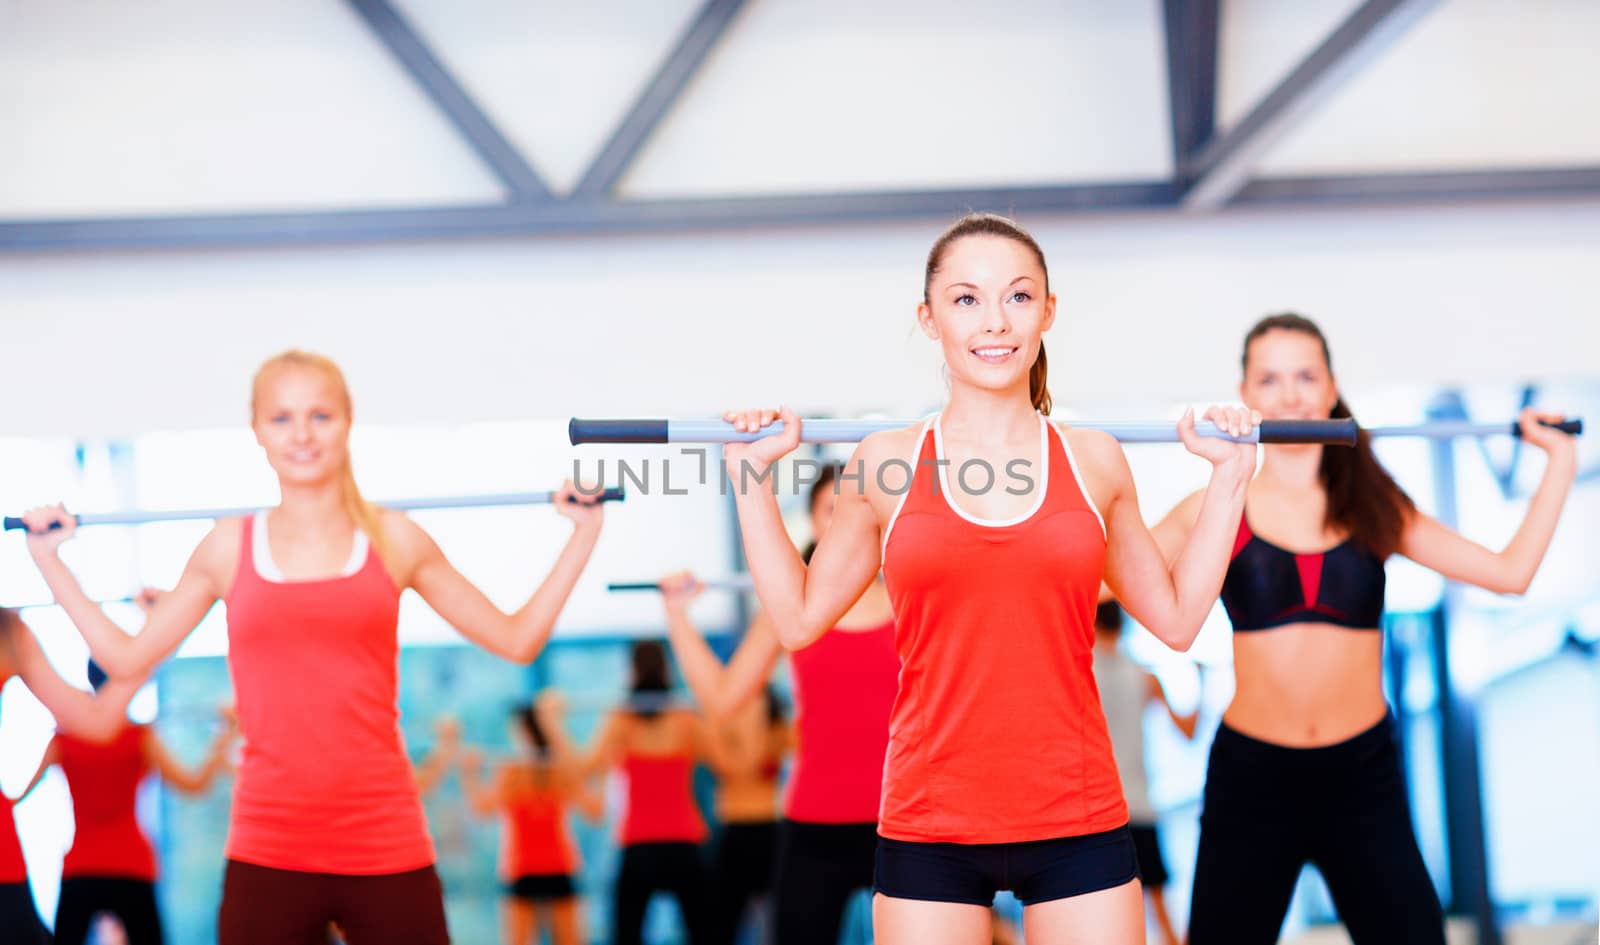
[1029,341,1052,415]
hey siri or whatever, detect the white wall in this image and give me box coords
[2,197,1597,439]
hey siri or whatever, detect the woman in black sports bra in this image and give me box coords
[1149,313,1578,945]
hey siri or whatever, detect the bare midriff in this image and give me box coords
[1224,623,1389,747]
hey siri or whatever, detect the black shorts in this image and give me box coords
[874,825,1139,906]
[1128,824,1169,888]
[504,873,577,902]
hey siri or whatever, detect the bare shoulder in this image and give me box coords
[192,517,245,579]
[854,421,925,470]
[201,516,245,552]
[601,708,630,737]
[1055,423,1131,492]
[1056,424,1121,467]
[850,421,928,512]
[373,507,436,575]
[375,507,429,547]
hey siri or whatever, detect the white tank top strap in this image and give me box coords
[880,414,938,559]
[1048,420,1107,540]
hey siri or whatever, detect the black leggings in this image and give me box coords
[1,882,52,945]
[55,877,164,945]
[613,842,715,945]
[1188,716,1445,945]
[711,821,778,945]
[770,821,878,945]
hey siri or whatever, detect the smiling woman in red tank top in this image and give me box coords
[12,658,235,945]
[19,349,606,945]
[719,213,1262,944]
[581,641,717,945]
[1,608,140,945]
[459,691,602,945]
[659,463,898,945]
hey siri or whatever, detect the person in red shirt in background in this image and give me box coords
[2,607,141,945]
[460,691,602,945]
[581,641,717,945]
[16,658,236,945]
[659,462,899,945]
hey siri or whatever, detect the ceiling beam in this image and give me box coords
[346,0,551,201]
[1183,0,1444,210]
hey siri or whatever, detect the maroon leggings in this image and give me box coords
[218,860,450,945]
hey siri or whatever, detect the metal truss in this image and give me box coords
[1,0,1595,252]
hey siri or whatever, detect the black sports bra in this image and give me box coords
[1220,514,1385,632]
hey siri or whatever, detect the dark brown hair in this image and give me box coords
[1243,313,1415,558]
[924,213,1053,414]
[1094,600,1124,635]
[0,608,19,672]
[510,702,550,755]
[628,640,672,720]
[801,463,843,565]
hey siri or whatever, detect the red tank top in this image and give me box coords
[58,726,157,881]
[224,516,435,874]
[784,620,898,823]
[500,774,580,879]
[0,794,24,884]
[879,415,1127,844]
[619,754,706,846]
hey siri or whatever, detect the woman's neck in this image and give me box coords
[1257,444,1325,492]
[942,381,1038,446]
[272,481,352,534]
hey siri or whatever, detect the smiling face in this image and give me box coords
[1239,327,1340,422]
[918,232,1055,402]
[250,361,353,489]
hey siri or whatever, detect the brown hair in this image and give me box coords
[1242,314,1415,558]
[0,607,17,633]
[628,640,672,720]
[251,350,397,576]
[0,608,21,676]
[801,463,843,565]
[924,213,1053,414]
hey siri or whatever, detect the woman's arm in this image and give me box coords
[577,711,626,781]
[398,486,604,664]
[413,718,461,797]
[22,506,227,678]
[660,575,784,721]
[1087,408,1257,652]
[457,751,502,818]
[532,694,607,822]
[145,720,235,795]
[1398,411,1578,595]
[11,626,139,742]
[1146,674,1198,740]
[563,770,607,824]
[722,408,893,649]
